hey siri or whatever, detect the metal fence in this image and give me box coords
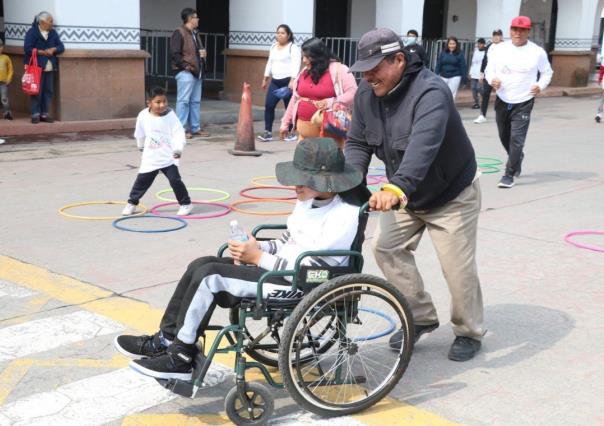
[323,36,477,76]
[140,30,227,83]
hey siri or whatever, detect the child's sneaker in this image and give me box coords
[177,204,193,216]
[129,338,196,380]
[595,113,601,123]
[114,333,166,358]
[257,131,273,142]
[4,112,13,120]
[121,203,137,215]
[284,132,298,142]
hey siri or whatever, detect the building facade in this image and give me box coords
[1,0,602,119]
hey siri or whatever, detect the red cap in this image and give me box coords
[511,16,531,29]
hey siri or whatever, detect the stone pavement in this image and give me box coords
[0,94,603,425]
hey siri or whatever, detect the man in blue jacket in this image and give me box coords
[345,28,484,362]
[24,11,64,124]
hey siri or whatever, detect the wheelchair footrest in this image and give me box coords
[157,378,195,398]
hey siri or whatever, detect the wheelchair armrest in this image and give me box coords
[217,242,229,257]
[251,223,287,237]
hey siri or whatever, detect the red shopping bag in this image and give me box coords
[22,48,42,96]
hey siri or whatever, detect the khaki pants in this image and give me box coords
[296,119,345,149]
[371,179,484,339]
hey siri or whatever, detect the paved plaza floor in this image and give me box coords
[0,94,603,425]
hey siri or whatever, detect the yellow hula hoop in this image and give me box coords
[156,187,230,203]
[230,199,295,216]
[250,175,294,189]
[58,201,148,220]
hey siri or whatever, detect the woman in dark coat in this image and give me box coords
[23,11,65,123]
[434,36,467,100]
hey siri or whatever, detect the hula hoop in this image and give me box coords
[230,199,295,216]
[564,230,604,253]
[58,201,148,221]
[239,186,296,201]
[112,214,188,233]
[251,175,294,189]
[156,187,230,203]
[352,308,397,342]
[369,165,386,175]
[367,174,389,185]
[476,156,503,167]
[479,165,501,174]
[150,201,231,219]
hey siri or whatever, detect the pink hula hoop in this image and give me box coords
[366,175,389,185]
[564,230,604,253]
[150,201,231,219]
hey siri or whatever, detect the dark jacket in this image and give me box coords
[23,20,65,70]
[345,52,477,211]
[435,50,467,81]
[403,43,428,67]
[480,42,496,74]
[170,26,205,78]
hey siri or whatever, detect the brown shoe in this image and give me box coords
[185,132,193,139]
[192,130,211,138]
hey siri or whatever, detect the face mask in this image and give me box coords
[405,36,417,46]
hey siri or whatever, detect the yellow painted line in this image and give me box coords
[122,413,231,426]
[0,254,457,425]
[0,362,30,405]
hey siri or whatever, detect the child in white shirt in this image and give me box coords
[122,87,192,216]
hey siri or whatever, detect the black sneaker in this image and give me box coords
[4,112,13,120]
[447,336,481,361]
[596,114,602,123]
[389,322,439,350]
[257,131,273,142]
[471,103,480,109]
[31,116,40,124]
[40,115,54,123]
[114,333,166,358]
[130,338,196,380]
[498,174,514,188]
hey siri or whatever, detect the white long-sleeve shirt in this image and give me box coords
[134,108,186,173]
[485,40,553,104]
[264,42,302,80]
[257,195,359,279]
[469,48,485,79]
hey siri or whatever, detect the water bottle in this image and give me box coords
[229,220,248,265]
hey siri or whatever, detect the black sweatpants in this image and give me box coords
[494,97,534,177]
[159,256,299,344]
[481,80,493,117]
[128,164,191,205]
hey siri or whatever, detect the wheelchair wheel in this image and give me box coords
[278,274,414,417]
[229,307,338,368]
[225,382,274,426]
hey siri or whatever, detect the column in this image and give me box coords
[223,0,313,105]
[375,0,425,35]
[551,0,600,86]
[3,0,146,120]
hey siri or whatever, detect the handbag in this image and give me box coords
[321,102,352,138]
[22,48,42,96]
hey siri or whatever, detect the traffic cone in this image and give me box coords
[229,82,262,157]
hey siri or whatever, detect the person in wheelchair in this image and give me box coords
[114,137,369,380]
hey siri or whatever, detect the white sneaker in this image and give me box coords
[176,204,193,216]
[473,115,486,124]
[122,203,137,215]
[284,132,298,142]
[0,139,5,145]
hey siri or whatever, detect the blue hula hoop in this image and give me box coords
[352,307,397,342]
[112,214,188,233]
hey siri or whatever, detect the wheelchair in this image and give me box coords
[157,203,415,425]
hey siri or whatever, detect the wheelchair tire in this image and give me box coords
[278,273,414,417]
[225,382,274,426]
[229,307,338,368]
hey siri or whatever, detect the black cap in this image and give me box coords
[350,28,402,73]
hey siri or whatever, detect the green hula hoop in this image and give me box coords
[479,165,501,174]
[156,187,230,203]
[476,156,503,167]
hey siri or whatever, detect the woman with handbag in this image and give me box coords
[23,11,64,124]
[258,24,301,142]
[280,37,357,148]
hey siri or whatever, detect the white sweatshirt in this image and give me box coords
[469,48,485,79]
[134,108,186,173]
[485,40,553,104]
[264,42,302,80]
[257,195,359,278]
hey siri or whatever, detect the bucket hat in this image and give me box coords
[349,28,403,73]
[275,138,363,193]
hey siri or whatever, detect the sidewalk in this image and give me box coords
[1,84,601,138]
